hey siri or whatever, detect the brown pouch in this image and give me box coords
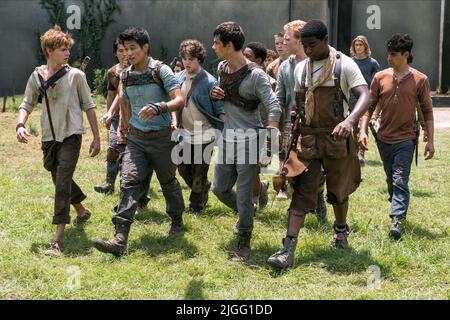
[272,174,285,194]
[323,134,348,159]
[297,134,318,160]
[42,141,60,172]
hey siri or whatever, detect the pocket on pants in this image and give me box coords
[323,135,348,159]
[297,135,318,160]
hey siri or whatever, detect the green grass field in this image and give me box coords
[0,100,448,299]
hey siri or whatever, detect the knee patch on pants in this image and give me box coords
[327,192,349,205]
[107,146,121,161]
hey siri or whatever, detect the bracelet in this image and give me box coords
[149,104,161,115]
[16,123,25,132]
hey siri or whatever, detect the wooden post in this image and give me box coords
[2,96,7,112]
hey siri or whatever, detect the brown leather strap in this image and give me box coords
[298,126,335,135]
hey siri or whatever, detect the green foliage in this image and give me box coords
[93,68,107,97]
[37,0,121,83]
[27,122,39,137]
[9,96,19,113]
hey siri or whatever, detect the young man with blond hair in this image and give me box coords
[16,25,101,256]
[266,32,288,80]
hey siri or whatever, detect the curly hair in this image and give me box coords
[179,39,207,63]
[213,21,245,51]
[40,25,74,58]
[386,33,413,53]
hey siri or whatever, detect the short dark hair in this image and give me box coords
[246,42,267,62]
[213,21,245,51]
[300,20,328,40]
[179,39,207,63]
[119,27,150,49]
[113,37,121,54]
[386,33,413,54]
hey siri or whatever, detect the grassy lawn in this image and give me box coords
[0,99,448,300]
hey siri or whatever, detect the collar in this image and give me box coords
[130,56,157,72]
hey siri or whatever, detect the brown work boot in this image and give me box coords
[94,222,130,257]
[331,222,351,249]
[231,232,252,262]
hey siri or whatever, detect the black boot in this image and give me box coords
[231,232,252,262]
[167,215,184,237]
[314,191,327,221]
[94,180,114,195]
[93,222,130,257]
[267,236,298,269]
[389,216,405,240]
[331,222,351,249]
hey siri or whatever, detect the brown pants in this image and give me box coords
[289,134,361,216]
[42,134,86,225]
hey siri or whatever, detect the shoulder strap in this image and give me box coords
[333,52,348,105]
[37,66,69,103]
[178,70,208,128]
[301,64,307,89]
[37,74,56,141]
[152,62,165,89]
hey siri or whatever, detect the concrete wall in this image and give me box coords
[0,0,329,96]
[351,0,442,90]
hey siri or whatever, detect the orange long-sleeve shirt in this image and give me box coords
[368,67,433,144]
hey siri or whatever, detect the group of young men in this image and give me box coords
[16,19,435,269]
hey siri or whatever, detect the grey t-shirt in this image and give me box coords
[19,66,95,142]
[218,61,281,142]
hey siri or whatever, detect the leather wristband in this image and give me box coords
[16,123,25,132]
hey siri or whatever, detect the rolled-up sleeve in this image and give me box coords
[159,65,181,93]
[77,72,95,111]
[255,70,281,123]
[19,73,39,113]
[418,77,433,122]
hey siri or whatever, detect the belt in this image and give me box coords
[298,126,334,135]
[129,126,172,138]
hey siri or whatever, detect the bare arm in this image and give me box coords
[16,109,31,143]
[85,108,101,157]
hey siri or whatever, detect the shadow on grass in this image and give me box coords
[231,240,389,278]
[131,232,198,259]
[30,224,92,257]
[365,160,383,167]
[184,278,206,300]
[134,208,169,225]
[405,222,447,240]
[411,190,434,198]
